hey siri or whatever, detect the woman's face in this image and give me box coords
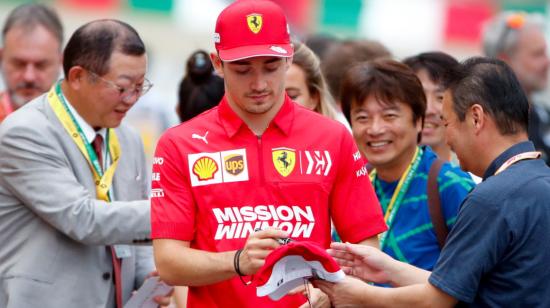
[285,63,318,110]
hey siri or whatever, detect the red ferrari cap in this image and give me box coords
[214,0,293,62]
[255,241,345,301]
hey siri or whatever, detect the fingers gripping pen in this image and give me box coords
[254,228,293,245]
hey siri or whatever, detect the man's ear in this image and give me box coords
[210,53,224,78]
[66,66,86,89]
[470,103,485,134]
[0,48,3,64]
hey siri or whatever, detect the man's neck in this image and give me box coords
[60,81,94,127]
[228,96,285,136]
[375,146,418,182]
[475,133,529,177]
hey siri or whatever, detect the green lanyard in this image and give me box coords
[370,147,423,250]
[55,82,109,178]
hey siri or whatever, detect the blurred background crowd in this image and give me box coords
[2,0,549,167]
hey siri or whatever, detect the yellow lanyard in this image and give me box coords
[370,147,422,249]
[47,84,121,201]
[370,147,421,222]
[494,151,541,175]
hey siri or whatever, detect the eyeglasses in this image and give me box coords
[87,70,153,103]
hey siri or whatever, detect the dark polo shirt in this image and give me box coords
[429,141,550,307]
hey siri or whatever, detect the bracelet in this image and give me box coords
[234,249,252,285]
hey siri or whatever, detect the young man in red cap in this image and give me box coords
[150,1,386,307]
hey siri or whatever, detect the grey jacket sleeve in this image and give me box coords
[0,114,151,246]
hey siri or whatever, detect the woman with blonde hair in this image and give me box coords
[286,41,350,128]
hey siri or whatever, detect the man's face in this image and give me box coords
[351,95,422,171]
[441,91,472,172]
[215,55,289,116]
[0,25,62,107]
[79,51,147,128]
[417,69,445,148]
[508,26,549,94]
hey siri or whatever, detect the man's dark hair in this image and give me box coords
[443,57,529,135]
[177,50,224,122]
[341,58,426,141]
[2,3,63,46]
[403,51,459,85]
[63,19,145,77]
[321,39,391,102]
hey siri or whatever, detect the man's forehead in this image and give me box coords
[2,44,60,62]
[514,26,546,53]
[105,52,147,79]
[4,23,60,43]
[354,97,402,112]
[228,56,284,65]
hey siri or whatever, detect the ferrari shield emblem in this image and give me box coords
[272,147,296,177]
[247,14,263,34]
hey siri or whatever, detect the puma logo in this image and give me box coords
[192,131,209,144]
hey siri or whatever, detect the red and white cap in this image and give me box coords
[214,0,294,62]
[254,241,345,301]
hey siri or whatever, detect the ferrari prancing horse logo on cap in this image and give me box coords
[247,14,263,34]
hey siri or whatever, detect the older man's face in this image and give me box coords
[0,25,62,108]
[508,26,550,95]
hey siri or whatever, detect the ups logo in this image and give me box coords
[224,154,244,175]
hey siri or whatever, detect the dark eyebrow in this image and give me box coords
[230,60,252,66]
[264,58,282,64]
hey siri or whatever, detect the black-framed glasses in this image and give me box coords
[87,70,153,103]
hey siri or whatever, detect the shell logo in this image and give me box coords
[192,156,219,181]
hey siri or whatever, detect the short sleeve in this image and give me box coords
[429,192,508,303]
[329,130,386,243]
[150,132,196,241]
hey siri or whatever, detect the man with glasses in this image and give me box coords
[483,12,550,165]
[0,20,168,308]
[0,3,63,123]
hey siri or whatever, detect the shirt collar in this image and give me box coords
[218,94,295,138]
[62,92,107,143]
[482,141,535,180]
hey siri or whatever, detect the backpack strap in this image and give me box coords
[427,158,448,249]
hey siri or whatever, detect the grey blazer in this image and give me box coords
[0,94,153,308]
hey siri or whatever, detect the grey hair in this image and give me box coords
[482,11,545,58]
[2,3,63,46]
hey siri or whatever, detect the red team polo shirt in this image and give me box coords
[151,95,386,307]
